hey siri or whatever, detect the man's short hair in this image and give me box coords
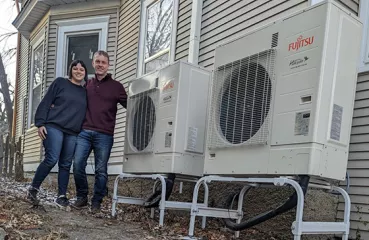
[93,50,110,63]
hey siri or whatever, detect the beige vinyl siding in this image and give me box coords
[198,0,309,70]
[23,16,49,171]
[336,73,369,239]
[111,0,140,171]
[15,35,30,140]
[175,0,192,61]
[23,128,42,172]
[336,0,359,15]
[115,0,139,81]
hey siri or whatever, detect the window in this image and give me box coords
[28,39,44,128]
[55,16,109,78]
[138,0,179,76]
[67,34,99,75]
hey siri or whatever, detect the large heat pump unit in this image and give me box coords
[123,61,211,177]
[204,0,362,181]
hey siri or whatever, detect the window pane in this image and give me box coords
[32,43,43,87]
[144,52,169,73]
[145,0,173,59]
[31,85,41,125]
[67,34,99,75]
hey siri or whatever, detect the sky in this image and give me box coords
[0,0,18,86]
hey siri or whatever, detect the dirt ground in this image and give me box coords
[0,174,342,240]
[0,194,151,239]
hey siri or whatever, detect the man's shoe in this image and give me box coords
[91,202,101,214]
[55,195,69,207]
[71,197,88,209]
[26,187,39,205]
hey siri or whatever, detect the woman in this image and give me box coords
[27,60,88,207]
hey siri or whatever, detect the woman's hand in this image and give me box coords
[38,126,47,140]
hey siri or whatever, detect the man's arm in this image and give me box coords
[34,78,60,127]
[118,83,127,109]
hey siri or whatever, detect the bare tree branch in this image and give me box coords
[0,32,17,41]
[0,0,18,136]
[0,53,13,135]
[0,32,17,64]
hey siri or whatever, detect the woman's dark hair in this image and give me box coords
[68,60,88,82]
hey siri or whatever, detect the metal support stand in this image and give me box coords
[111,173,209,228]
[184,176,351,240]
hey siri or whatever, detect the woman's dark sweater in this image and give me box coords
[34,77,87,136]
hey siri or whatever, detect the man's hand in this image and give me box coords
[38,126,47,140]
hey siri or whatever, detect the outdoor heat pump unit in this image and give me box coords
[204,0,362,181]
[123,61,211,177]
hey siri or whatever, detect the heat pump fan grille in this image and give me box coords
[208,49,275,148]
[128,89,158,152]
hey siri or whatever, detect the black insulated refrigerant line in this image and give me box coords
[143,173,176,208]
[224,175,310,231]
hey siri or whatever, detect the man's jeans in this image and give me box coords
[31,126,77,196]
[73,129,113,204]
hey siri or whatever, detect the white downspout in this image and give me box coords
[188,0,203,64]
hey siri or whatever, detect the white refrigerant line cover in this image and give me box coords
[204,0,362,181]
[123,61,211,177]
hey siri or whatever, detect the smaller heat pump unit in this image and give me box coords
[123,61,211,177]
[204,0,362,181]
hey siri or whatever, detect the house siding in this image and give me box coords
[23,15,49,172]
[337,0,359,14]
[15,35,30,140]
[195,0,359,68]
[334,1,363,238]
[198,0,311,70]
[175,0,192,61]
[336,72,369,239]
[112,0,139,173]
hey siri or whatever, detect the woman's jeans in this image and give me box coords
[31,126,77,196]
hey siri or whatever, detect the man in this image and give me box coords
[72,50,127,212]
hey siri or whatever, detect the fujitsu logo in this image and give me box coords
[288,35,314,51]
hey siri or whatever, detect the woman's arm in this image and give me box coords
[34,78,61,128]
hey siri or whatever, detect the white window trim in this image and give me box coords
[137,0,179,77]
[55,16,110,78]
[358,1,369,73]
[309,0,324,5]
[28,34,44,129]
[21,95,28,135]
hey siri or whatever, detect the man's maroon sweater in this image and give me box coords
[82,73,127,136]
